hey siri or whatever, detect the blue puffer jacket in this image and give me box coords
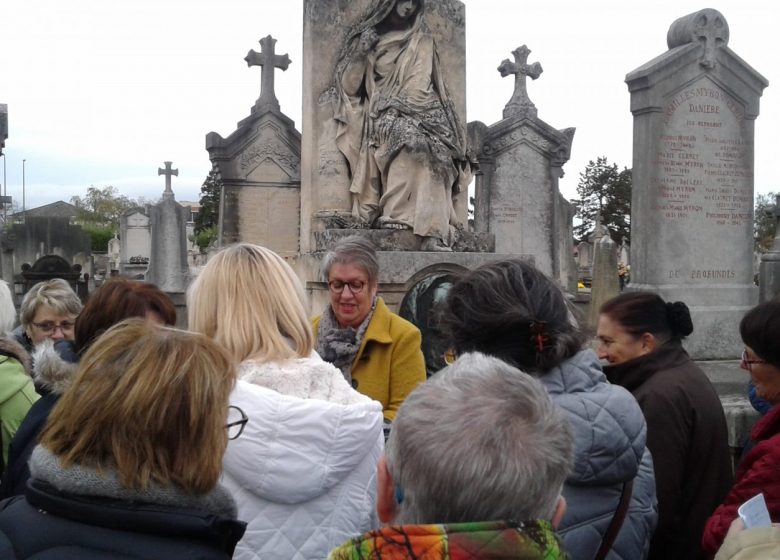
[541,349,657,560]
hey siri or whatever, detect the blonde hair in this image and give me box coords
[20,279,82,329]
[0,280,16,333]
[40,318,235,493]
[187,243,313,363]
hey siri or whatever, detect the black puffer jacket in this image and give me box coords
[0,478,246,559]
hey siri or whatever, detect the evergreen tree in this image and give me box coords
[193,166,222,250]
[573,156,632,245]
[754,192,778,252]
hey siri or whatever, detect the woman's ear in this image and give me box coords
[551,496,567,529]
[376,455,397,524]
[640,332,657,355]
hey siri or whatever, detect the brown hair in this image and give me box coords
[40,318,235,493]
[74,277,176,354]
[599,291,693,343]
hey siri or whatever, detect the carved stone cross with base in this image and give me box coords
[498,45,543,119]
[158,161,178,198]
[245,35,291,113]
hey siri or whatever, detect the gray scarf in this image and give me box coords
[316,299,376,385]
[29,445,238,518]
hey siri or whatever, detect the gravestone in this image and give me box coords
[625,9,768,359]
[20,254,83,297]
[587,234,620,328]
[107,233,121,272]
[145,162,190,292]
[119,207,151,278]
[472,45,575,287]
[759,194,780,301]
[206,35,301,257]
[0,216,91,285]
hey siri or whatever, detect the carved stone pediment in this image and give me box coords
[237,122,301,181]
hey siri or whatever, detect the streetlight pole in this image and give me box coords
[22,158,25,215]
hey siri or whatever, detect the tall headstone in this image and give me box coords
[588,234,620,328]
[759,195,780,301]
[473,45,575,286]
[107,233,121,272]
[146,162,189,292]
[206,36,301,257]
[626,9,768,358]
[119,207,151,277]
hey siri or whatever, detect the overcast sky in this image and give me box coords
[1,0,776,211]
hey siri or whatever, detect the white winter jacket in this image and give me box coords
[222,353,384,560]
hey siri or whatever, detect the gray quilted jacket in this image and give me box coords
[541,349,658,560]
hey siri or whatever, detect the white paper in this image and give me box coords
[738,493,772,529]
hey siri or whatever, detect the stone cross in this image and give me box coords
[498,45,543,119]
[667,9,730,70]
[158,161,178,198]
[245,35,291,112]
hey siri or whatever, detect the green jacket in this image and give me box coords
[0,338,39,467]
[328,519,567,559]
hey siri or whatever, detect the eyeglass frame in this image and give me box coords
[225,405,249,440]
[31,320,76,334]
[327,280,367,295]
[741,349,767,373]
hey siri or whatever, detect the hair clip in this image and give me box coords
[529,321,549,353]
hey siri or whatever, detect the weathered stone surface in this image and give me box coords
[146,165,189,293]
[625,9,768,359]
[293,250,532,318]
[301,0,467,252]
[207,35,301,253]
[120,207,151,277]
[473,55,575,288]
[314,228,495,253]
[587,235,620,328]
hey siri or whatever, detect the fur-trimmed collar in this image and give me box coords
[0,336,32,374]
[32,340,79,395]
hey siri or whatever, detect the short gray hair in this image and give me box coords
[20,279,83,328]
[320,236,379,285]
[385,352,573,524]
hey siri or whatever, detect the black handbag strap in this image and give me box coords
[594,479,634,560]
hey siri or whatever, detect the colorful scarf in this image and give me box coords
[328,519,567,559]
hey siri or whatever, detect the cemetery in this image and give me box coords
[0,2,777,555]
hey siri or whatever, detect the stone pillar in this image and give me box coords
[588,235,620,328]
[625,9,768,359]
[146,163,189,292]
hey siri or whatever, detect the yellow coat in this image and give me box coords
[313,298,426,421]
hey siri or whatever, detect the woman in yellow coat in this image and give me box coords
[313,237,426,421]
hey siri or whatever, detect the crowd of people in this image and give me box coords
[0,237,776,559]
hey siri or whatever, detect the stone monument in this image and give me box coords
[119,206,151,278]
[301,0,471,253]
[107,233,121,273]
[587,234,620,328]
[625,9,768,359]
[471,45,576,287]
[759,195,780,302]
[145,162,190,292]
[207,35,301,257]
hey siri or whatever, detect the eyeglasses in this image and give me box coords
[443,349,457,365]
[741,349,767,373]
[225,405,248,440]
[32,320,75,334]
[328,280,366,295]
